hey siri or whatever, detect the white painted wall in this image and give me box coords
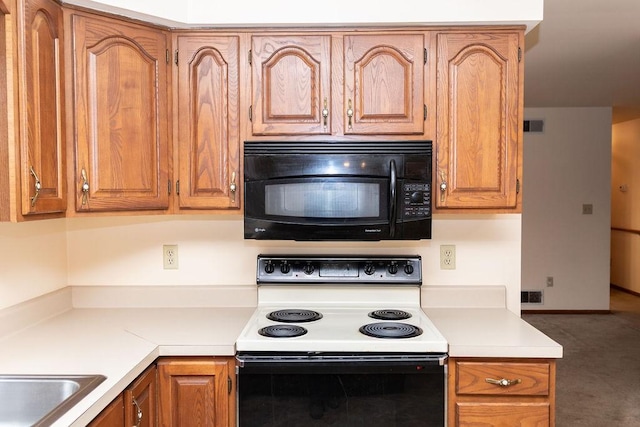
[62,0,543,30]
[522,107,612,310]
[64,214,522,312]
[611,117,640,293]
[0,220,68,310]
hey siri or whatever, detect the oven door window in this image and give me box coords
[248,178,388,222]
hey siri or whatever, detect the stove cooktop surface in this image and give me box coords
[235,304,448,353]
[236,255,448,354]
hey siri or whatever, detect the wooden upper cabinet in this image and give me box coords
[175,35,241,210]
[343,34,425,135]
[250,34,331,135]
[435,31,522,210]
[71,13,170,212]
[20,0,66,216]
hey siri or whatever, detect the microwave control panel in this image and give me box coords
[402,183,431,218]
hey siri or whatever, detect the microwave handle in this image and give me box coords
[389,159,397,238]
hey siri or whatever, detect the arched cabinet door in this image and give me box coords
[71,13,170,212]
[436,31,523,211]
[21,0,66,216]
[250,35,331,136]
[344,34,426,135]
[175,35,241,210]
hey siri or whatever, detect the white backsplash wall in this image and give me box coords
[0,219,68,310]
[64,214,522,313]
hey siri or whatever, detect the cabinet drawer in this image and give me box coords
[456,361,550,396]
[456,402,550,426]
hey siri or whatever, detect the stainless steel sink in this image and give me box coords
[0,374,106,426]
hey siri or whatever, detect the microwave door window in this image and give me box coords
[265,182,380,219]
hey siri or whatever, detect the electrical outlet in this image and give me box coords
[163,244,178,270]
[440,245,456,270]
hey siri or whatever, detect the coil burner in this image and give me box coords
[266,309,323,323]
[359,322,423,339]
[368,309,412,321]
[258,325,308,338]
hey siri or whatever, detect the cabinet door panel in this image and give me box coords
[158,357,233,427]
[251,35,331,135]
[176,35,240,209]
[72,14,169,211]
[21,0,66,215]
[344,34,424,135]
[88,394,124,427]
[436,32,520,209]
[124,365,156,427]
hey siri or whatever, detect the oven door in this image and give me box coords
[236,353,447,427]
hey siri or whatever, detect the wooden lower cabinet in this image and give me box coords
[89,365,156,427]
[88,393,125,427]
[157,357,235,427]
[448,358,556,427]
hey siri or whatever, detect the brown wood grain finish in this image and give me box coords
[448,358,556,427]
[456,402,550,427]
[158,357,234,427]
[175,34,241,210]
[456,361,550,396]
[124,365,157,427]
[0,1,13,221]
[71,13,170,212]
[251,34,332,135]
[344,33,424,135]
[436,31,522,210]
[21,0,66,215]
[87,393,125,427]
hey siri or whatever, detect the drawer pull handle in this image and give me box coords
[485,377,522,387]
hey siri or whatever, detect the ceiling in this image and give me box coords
[524,0,640,123]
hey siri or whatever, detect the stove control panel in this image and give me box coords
[257,255,422,285]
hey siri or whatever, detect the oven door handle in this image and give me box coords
[389,159,397,238]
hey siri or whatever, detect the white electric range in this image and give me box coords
[235,254,448,354]
[235,255,449,427]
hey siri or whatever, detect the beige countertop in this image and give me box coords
[0,285,562,426]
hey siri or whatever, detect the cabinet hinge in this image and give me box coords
[423,104,427,121]
[165,49,170,64]
[249,105,253,122]
[174,50,179,66]
[168,179,172,195]
[248,49,252,66]
[176,180,180,196]
[227,376,232,395]
[424,48,428,65]
[518,47,522,62]
[516,178,521,194]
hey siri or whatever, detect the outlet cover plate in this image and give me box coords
[440,245,456,270]
[163,244,178,270]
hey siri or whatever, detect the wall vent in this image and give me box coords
[521,290,544,304]
[523,119,544,133]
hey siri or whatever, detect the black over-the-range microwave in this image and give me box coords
[243,141,432,241]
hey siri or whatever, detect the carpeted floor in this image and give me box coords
[523,288,640,426]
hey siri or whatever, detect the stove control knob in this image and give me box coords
[280,262,291,274]
[363,263,376,275]
[388,262,399,275]
[404,264,414,275]
[303,263,315,275]
[264,261,275,274]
